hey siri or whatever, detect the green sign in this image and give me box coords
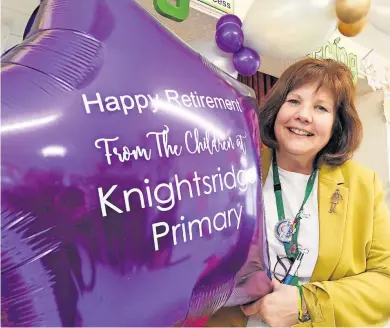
[308,37,358,84]
[154,0,190,22]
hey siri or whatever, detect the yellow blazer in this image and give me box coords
[206,148,390,327]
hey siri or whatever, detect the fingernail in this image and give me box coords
[240,306,253,316]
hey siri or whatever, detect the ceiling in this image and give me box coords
[353,23,390,62]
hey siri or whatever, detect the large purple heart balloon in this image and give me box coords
[1,0,271,326]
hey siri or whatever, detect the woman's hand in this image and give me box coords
[241,279,300,327]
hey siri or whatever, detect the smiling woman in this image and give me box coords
[206,58,390,327]
[260,58,362,170]
[272,84,336,174]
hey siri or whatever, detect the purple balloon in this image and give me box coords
[215,22,244,54]
[216,14,242,30]
[1,1,271,327]
[233,47,261,76]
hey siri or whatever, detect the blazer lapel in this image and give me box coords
[311,165,349,282]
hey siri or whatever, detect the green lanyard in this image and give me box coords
[272,151,317,259]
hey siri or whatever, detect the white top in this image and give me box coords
[247,165,319,327]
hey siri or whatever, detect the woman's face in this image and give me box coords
[274,83,336,162]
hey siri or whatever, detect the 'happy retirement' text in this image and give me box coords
[82,89,242,114]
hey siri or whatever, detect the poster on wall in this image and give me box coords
[198,0,234,15]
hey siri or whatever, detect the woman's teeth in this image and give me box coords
[288,128,313,136]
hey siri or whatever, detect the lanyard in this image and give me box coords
[272,151,317,259]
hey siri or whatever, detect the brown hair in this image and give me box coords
[259,57,362,166]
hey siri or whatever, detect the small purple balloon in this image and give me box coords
[215,22,244,53]
[216,14,242,30]
[233,47,261,76]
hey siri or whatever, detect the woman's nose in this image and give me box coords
[295,104,313,123]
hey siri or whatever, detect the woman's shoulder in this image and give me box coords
[333,159,377,186]
[340,159,375,176]
[320,159,376,185]
[322,160,382,210]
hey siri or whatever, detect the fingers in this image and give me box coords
[241,280,280,316]
[271,278,282,290]
[241,298,263,316]
[243,271,274,296]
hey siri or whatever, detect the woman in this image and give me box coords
[206,58,390,327]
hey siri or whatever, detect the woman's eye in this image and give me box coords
[287,99,299,104]
[316,105,328,112]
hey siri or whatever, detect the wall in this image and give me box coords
[232,0,253,20]
[1,0,217,53]
[1,0,39,52]
[353,89,390,206]
[137,0,216,43]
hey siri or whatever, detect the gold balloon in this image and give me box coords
[336,0,371,24]
[338,18,367,37]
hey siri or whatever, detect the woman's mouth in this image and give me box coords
[288,128,314,137]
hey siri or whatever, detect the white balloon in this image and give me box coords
[189,40,238,79]
[368,0,390,35]
[242,0,338,59]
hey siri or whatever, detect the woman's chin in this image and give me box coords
[281,145,313,157]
